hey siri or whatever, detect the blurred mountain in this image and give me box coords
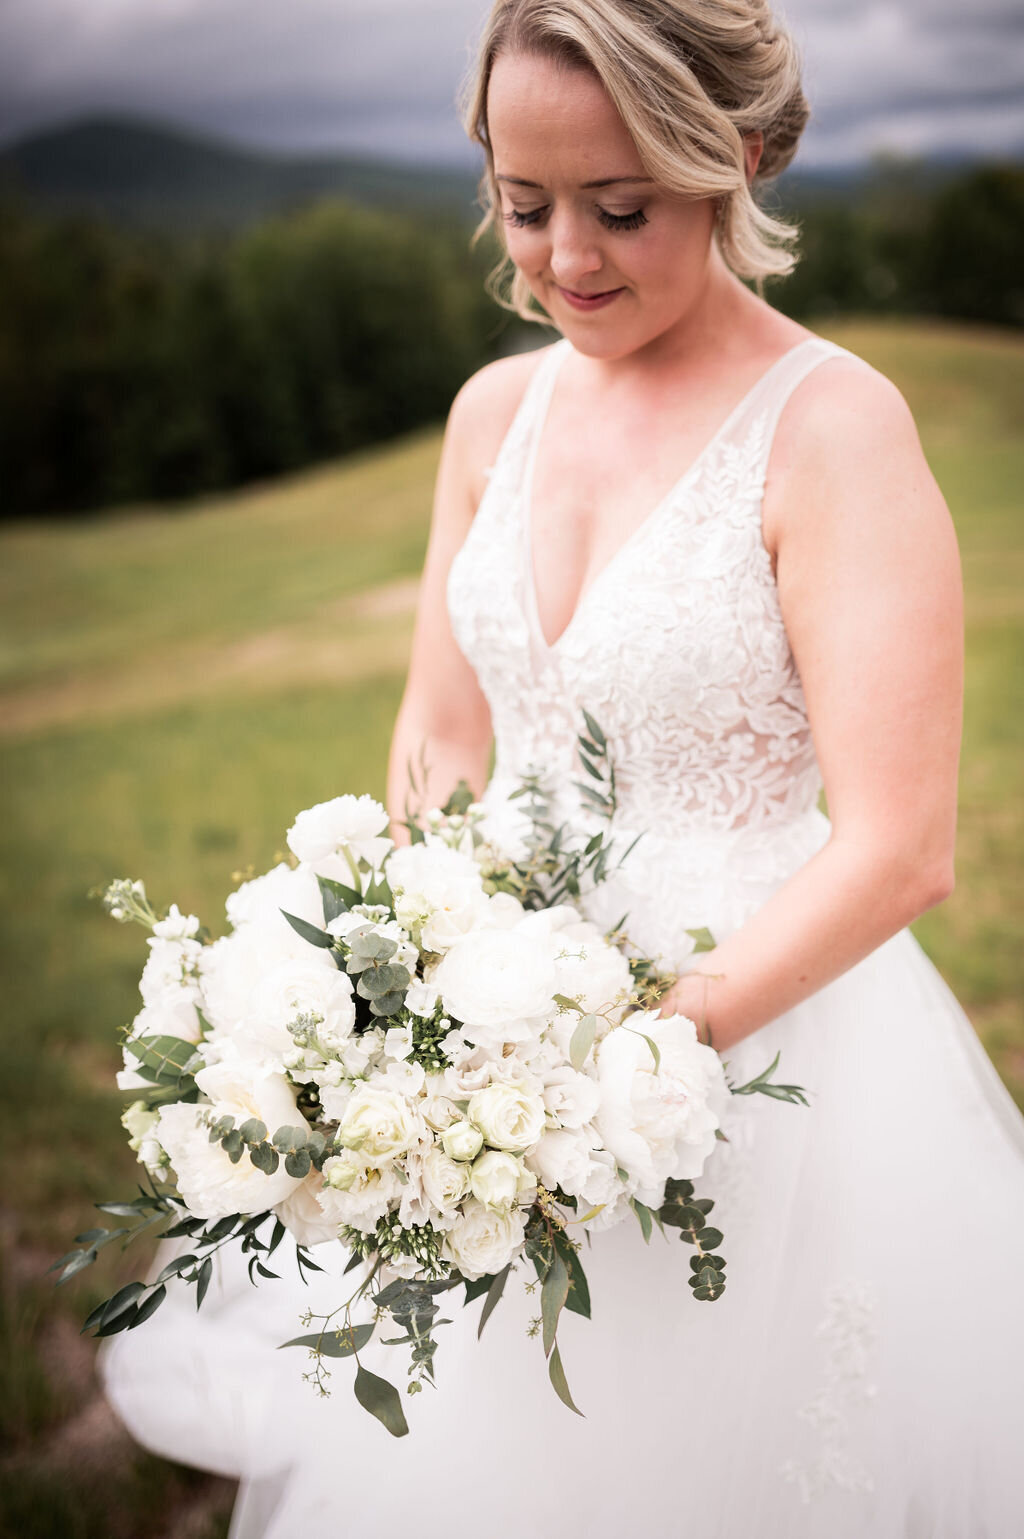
[0,114,996,235]
[0,114,485,231]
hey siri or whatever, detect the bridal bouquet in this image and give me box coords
[55,714,807,1437]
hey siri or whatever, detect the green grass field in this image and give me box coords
[1,316,1022,1537]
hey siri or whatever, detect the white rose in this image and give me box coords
[157,1061,304,1219]
[421,1091,459,1132]
[440,1119,484,1162]
[594,1012,730,1205]
[442,1199,527,1280]
[468,1081,546,1153]
[419,1145,472,1214]
[286,794,392,869]
[469,1150,532,1211]
[336,1084,422,1167]
[273,1171,339,1246]
[432,928,558,1048]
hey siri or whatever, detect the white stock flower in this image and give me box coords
[442,1198,527,1280]
[286,794,392,869]
[152,904,201,941]
[432,927,558,1048]
[335,1084,423,1167]
[594,1012,730,1205]
[468,1081,546,1153]
[139,937,202,1007]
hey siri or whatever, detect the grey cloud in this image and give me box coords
[0,0,1021,167]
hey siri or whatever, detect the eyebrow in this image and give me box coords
[495,174,655,188]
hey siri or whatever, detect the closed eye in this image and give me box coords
[503,206,649,232]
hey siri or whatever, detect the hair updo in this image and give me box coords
[457,0,811,323]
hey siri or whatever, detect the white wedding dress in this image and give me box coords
[100,333,1024,1537]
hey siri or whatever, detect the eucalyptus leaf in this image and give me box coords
[569,1013,598,1070]
[477,1263,511,1339]
[548,1341,584,1417]
[353,1364,409,1438]
[540,1252,569,1358]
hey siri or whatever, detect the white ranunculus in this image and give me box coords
[418,1145,472,1215]
[157,1059,304,1218]
[442,1199,527,1280]
[540,1064,601,1129]
[432,928,558,1048]
[335,1084,423,1167]
[286,794,392,869]
[255,957,356,1055]
[469,1150,533,1211]
[440,1119,484,1162]
[273,1171,340,1246]
[594,1012,730,1206]
[468,1081,546,1153]
[387,843,488,954]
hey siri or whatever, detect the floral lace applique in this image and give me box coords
[778,1280,880,1505]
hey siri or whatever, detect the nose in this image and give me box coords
[546,207,605,289]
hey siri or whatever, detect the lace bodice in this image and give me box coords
[447,333,858,963]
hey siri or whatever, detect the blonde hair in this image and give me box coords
[457,0,810,323]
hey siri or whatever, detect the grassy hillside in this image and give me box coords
[0,316,1022,1536]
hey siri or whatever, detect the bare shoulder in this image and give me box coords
[448,341,561,509]
[764,343,946,554]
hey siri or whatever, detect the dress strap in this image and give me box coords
[741,337,861,486]
[482,338,570,484]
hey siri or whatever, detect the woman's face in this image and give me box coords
[486,50,723,359]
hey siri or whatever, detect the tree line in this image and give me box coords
[0,160,1020,520]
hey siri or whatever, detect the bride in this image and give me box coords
[100,1,1024,1535]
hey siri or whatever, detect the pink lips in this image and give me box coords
[557,285,625,312]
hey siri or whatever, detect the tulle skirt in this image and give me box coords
[98,909,1024,1538]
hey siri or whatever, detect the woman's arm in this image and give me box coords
[658,357,964,1050]
[386,348,547,841]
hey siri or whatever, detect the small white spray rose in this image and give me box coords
[441,1119,484,1162]
[335,1084,422,1166]
[469,1149,531,1211]
[443,1199,527,1280]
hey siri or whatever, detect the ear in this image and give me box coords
[743,130,765,184]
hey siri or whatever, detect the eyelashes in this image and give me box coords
[503,206,649,232]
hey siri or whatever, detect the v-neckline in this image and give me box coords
[521,334,819,656]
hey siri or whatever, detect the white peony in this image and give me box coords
[335,1084,423,1167]
[224,861,323,933]
[468,1081,546,1153]
[286,794,392,869]
[387,842,488,954]
[442,1198,527,1280]
[526,1127,597,1196]
[594,1012,730,1206]
[157,1059,304,1218]
[129,991,202,1045]
[432,927,558,1048]
[273,1170,340,1246]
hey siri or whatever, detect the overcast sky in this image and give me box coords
[0,0,1021,168]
